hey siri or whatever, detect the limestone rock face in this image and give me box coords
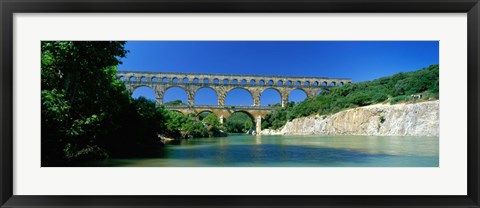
[261,100,439,137]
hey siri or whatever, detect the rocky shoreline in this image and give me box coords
[261,100,439,137]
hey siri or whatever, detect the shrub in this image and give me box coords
[390,95,410,104]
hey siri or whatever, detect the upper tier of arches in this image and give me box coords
[117,71,353,87]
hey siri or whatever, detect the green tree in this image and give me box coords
[164,111,190,137]
[244,120,253,131]
[41,41,137,165]
[202,113,226,137]
[182,120,209,138]
[225,112,254,133]
[203,113,221,127]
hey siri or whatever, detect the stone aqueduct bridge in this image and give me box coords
[117,71,353,133]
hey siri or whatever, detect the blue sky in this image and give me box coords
[118,41,439,106]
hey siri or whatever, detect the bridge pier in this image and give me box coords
[219,115,224,124]
[156,97,163,105]
[218,94,226,106]
[155,91,164,105]
[256,115,262,136]
[252,91,261,107]
[125,85,134,94]
[306,88,317,99]
[281,92,289,107]
[187,92,195,105]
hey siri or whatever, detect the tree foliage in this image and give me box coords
[225,112,254,133]
[163,111,225,138]
[41,41,176,165]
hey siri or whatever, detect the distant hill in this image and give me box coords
[164,100,186,106]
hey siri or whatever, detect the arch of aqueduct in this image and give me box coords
[117,71,353,108]
[117,71,353,133]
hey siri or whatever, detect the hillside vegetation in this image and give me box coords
[262,64,439,130]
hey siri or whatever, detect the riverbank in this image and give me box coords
[261,100,439,137]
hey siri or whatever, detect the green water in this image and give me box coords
[95,135,439,167]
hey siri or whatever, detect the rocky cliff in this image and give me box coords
[261,100,439,137]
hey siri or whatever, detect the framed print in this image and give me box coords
[1,0,479,207]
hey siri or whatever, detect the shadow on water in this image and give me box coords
[73,147,170,167]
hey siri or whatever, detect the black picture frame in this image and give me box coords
[1,0,479,207]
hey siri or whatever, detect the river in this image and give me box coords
[91,135,439,167]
